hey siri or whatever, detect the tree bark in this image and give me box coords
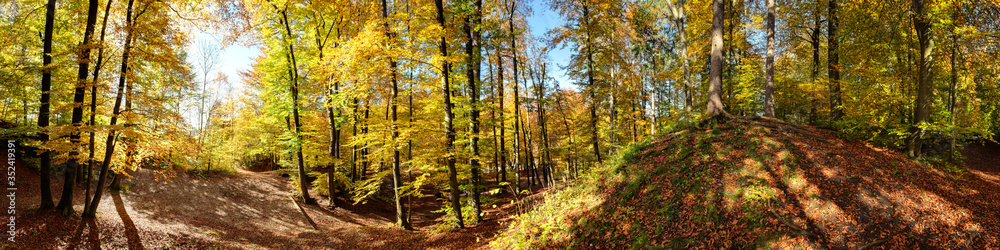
[56,0,99,216]
[583,3,602,163]
[828,0,842,120]
[84,0,136,218]
[382,0,411,229]
[279,8,312,203]
[316,19,339,208]
[37,0,57,211]
[351,98,359,182]
[466,0,483,224]
[538,63,553,187]
[85,0,114,214]
[810,2,821,124]
[764,0,776,117]
[706,0,727,118]
[435,0,464,229]
[907,0,935,158]
[670,0,692,112]
[497,53,507,193]
[949,11,959,158]
[509,0,524,192]
[554,91,575,180]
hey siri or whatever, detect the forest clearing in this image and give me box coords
[2,0,999,248]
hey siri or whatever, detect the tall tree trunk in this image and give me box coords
[496,53,507,193]
[609,85,616,150]
[555,91,575,180]
[706,0,727,118]
[435,0,464,229]
[351,98,359,182]
[56,0,99,216]
[948,11,959,158]
[538,63,553,187]
[318,22,339,208]
[84,0,136,218]
[407,73,415,223]
[361,101,369,180]
[465,0,483,224]
[521,100,536,187]
[810,2,820,124]
[648,54,657,135]
[763,0,775,117]
[509,0,524,192]
[280,8,312,203]
[37,0,57,211]
[828,0,842,120]
[666,0,692,114]
[907,0,935,158]
[85,0,114,214]
[382,0,411,229]
[489,55,500,185]
[583,4,602,163]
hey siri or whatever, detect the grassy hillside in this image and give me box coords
[491,117,994,249]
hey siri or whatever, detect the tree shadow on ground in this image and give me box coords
[534,118,988,249]
[111,190,143,250]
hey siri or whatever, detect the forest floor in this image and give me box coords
[491,117,1000,249]
[6,117,1000,249]
[7,160,545,249]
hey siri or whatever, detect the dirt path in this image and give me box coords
[8,166,535,249]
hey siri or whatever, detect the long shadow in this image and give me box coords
[112,190,144,250]
[85,219,100,249]
[300,201,366,227]
[291,198,320,230]
[66,216,87,249]
[65,216,102,249]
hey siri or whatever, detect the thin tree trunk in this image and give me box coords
[382,0,411,229]
[522,102,536,187]
[361,100,369,180]
[84,0,137,218]
[675,1,692,112]
[319,22,339,208]
[279,8,312,203]
[497,53,507,193]
[85,0,113,214]
[509,0,524,193]
[435,0,464,229]
[583,3,602,163]
[948,13,959,159]
[37,0,57,211]
[764,0,775,117]
[465,0,483,224]
[351,98,359,182]
[555,91,575,180]
[56,0,99,216]
[810,2,820,124]
[538,63,553,187]
[828,0,842,120]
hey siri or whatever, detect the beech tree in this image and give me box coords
[706,0,727,118]
[436,0,464,229]
[37,0,57,211]
[907,0,935,158]
[55,0,100,216]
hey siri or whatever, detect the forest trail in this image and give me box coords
[12,165,534,249]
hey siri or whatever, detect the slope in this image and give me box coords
[491,117,998,249]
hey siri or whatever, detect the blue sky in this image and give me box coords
[525,0,575,90]
[187,0,574,97]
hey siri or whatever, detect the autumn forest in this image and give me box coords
[2,0,1000,248]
